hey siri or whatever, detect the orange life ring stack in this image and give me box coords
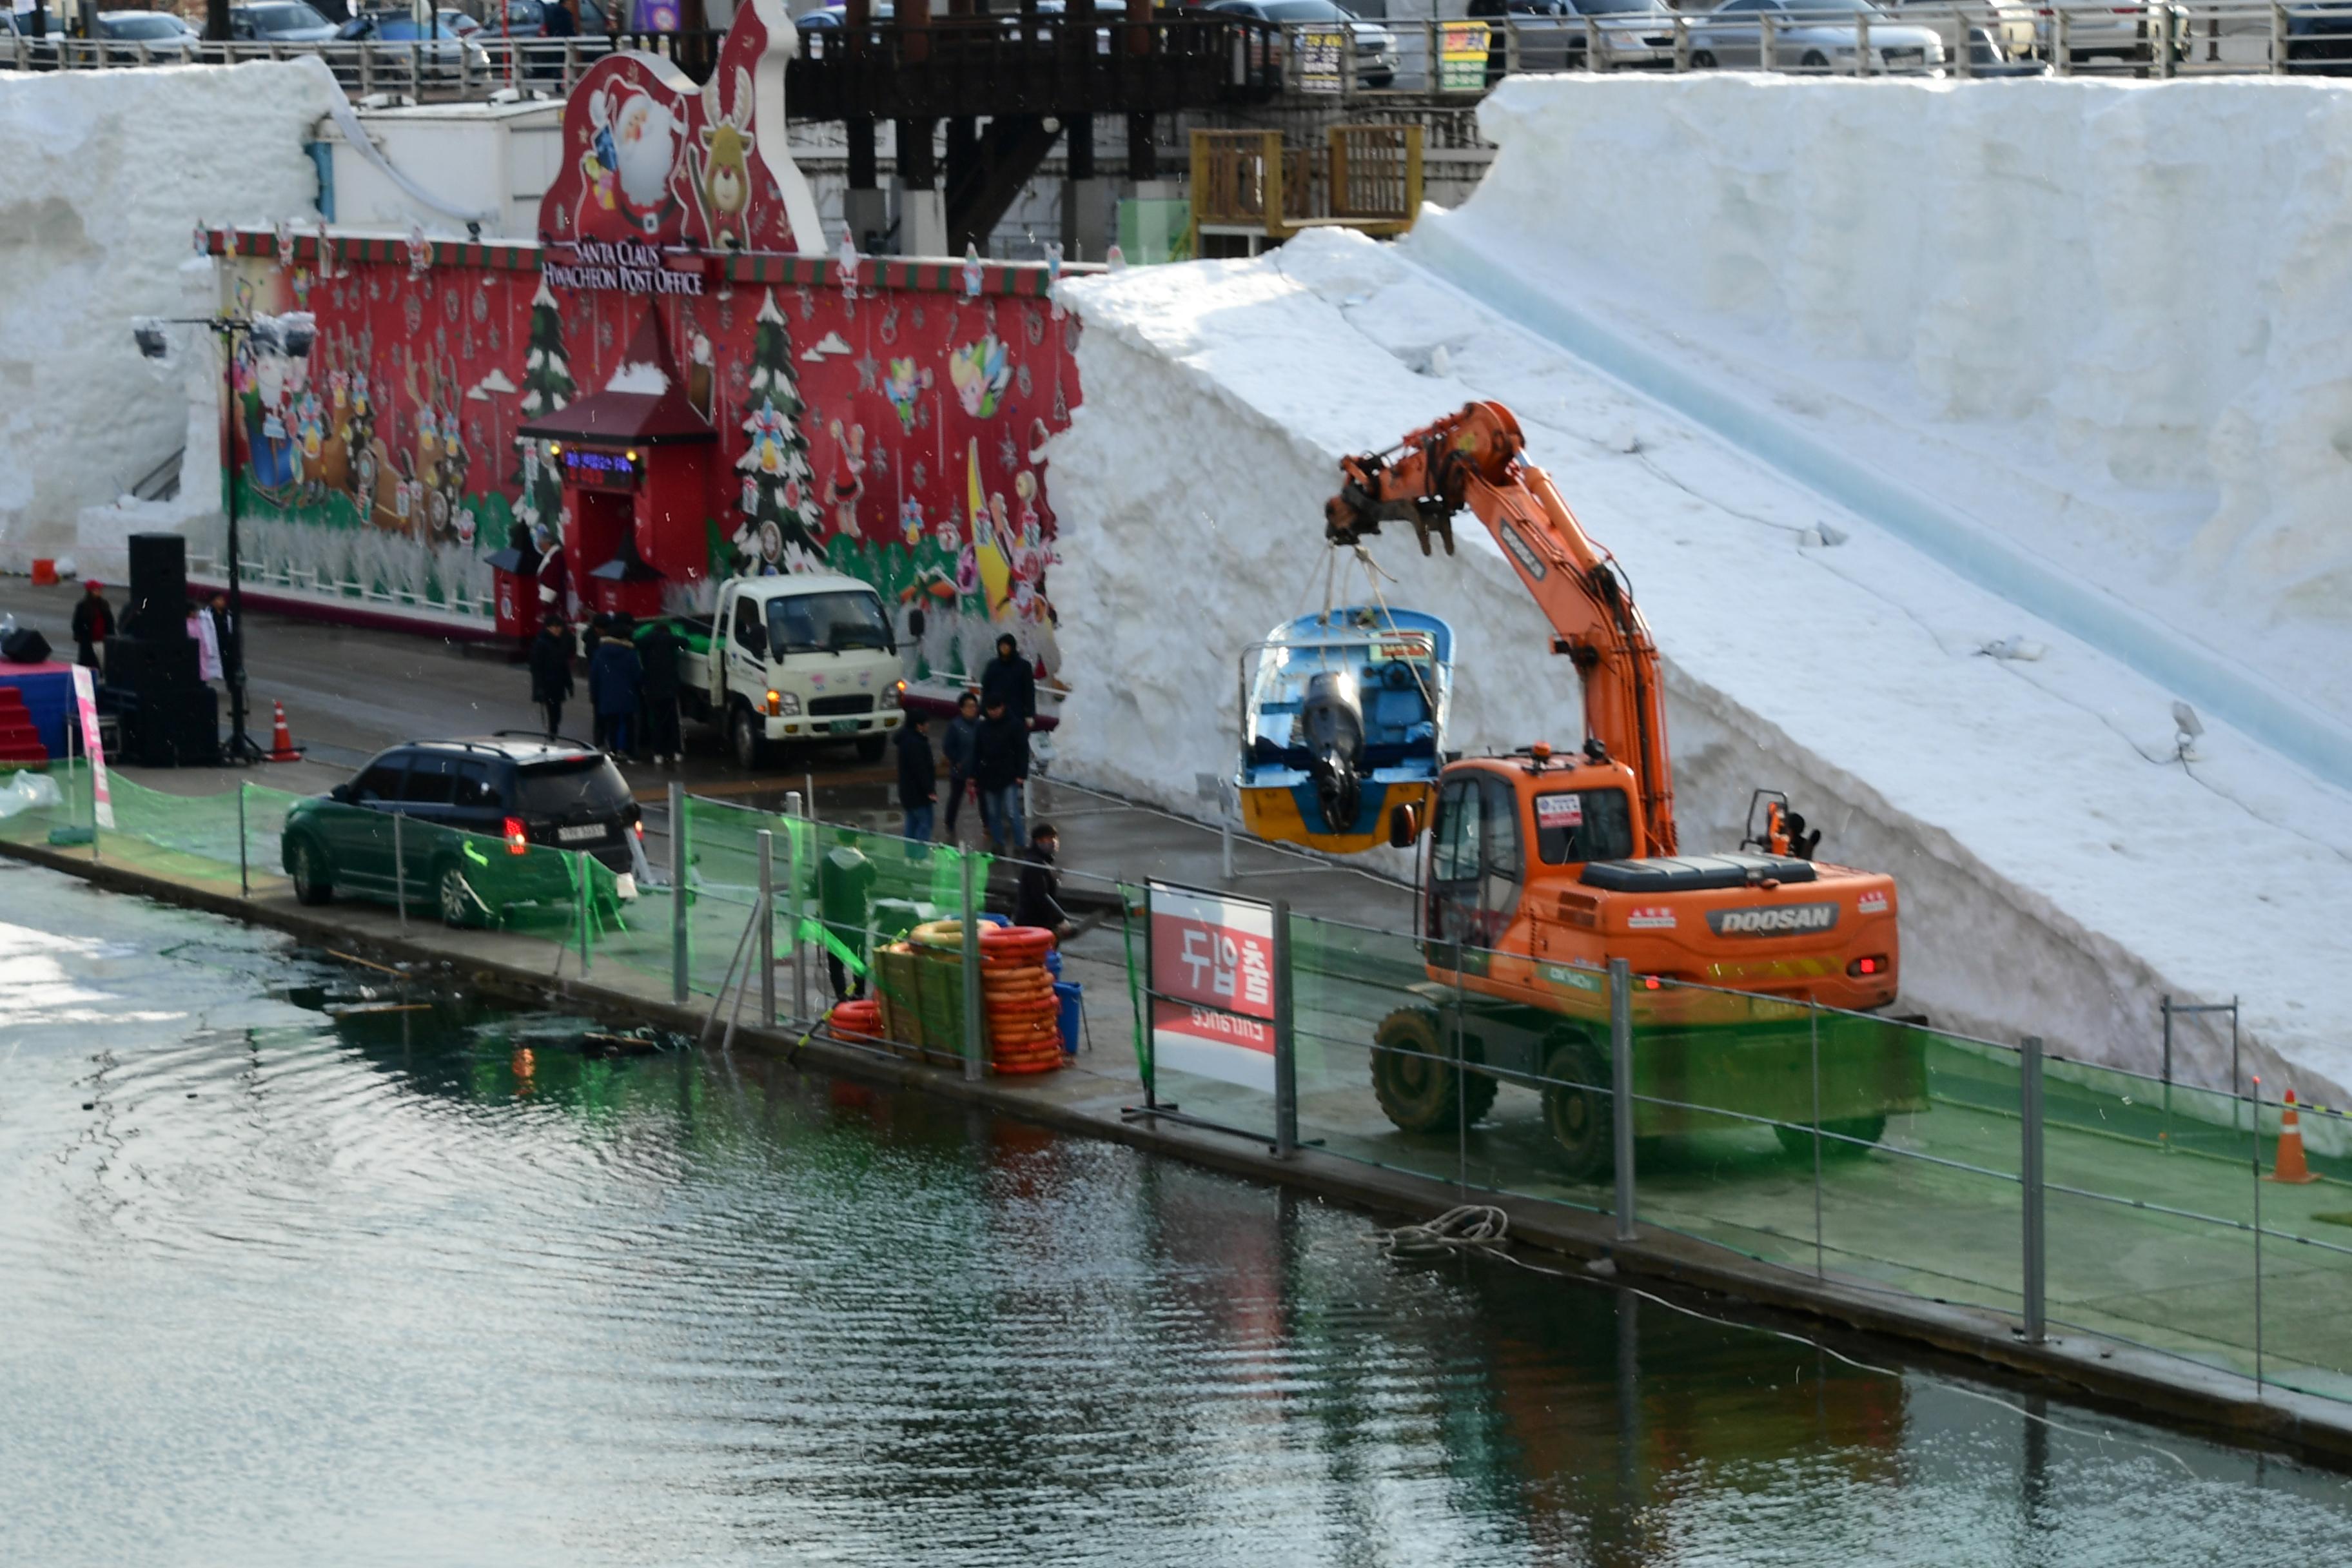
[980,924,1064,1075]
[828,997,885,1043]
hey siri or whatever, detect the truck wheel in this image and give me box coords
[854,732,888,763]
[289,836,333,905]
[730,704,768,770]
[1540,1037,1614,1183]
[1773,1113,1886,1161]
[1371,1006,1493,1132]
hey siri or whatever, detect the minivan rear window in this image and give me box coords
[515,758,633,819]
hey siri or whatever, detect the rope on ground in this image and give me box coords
[1369,1205,2198,1478]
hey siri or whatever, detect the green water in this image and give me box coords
[3,859,2350,1567]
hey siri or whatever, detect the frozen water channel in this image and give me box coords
[5,859,2352,1565]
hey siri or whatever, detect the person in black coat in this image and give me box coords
[529,615,575,738]
[940,691,980,842]
[1013,823,1072,941]
[971,696,1029,851]
[588,626,643,756]
[894,710,936,843]
[979,634,1037,729]
[70,580,114,671]
[636,619,685,766]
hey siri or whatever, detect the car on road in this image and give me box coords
[231,1,339,41]
[1691,0,1946,72]
[283,735,642,928]
[0,9,66,65]
[1883,0,2035,54]
[96,9,202,59]
[335,7,495,72]
[1469,0,1681,73]
[1203,0,1400,88]
[667,573,907,769]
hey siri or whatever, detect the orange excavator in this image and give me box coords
[1324,402,1923,1178]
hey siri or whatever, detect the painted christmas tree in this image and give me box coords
[511,278,575,538]
[732,288,822,571]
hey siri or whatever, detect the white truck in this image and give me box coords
[672,574,906,768]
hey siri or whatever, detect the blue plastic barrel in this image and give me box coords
[1043,947,1063,979]
[1054,980,1082,1056]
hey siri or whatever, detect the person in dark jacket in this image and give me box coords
[529,614,574,738]
[1013,823,1072,941]
[636,618,685,766]
[70,580,114,671]
[894,710,937,843]
[588,625,643,756]
[940,691,979,841]
[979,633,1037,729]
[972,696,1029,852]
[542,0,577,35]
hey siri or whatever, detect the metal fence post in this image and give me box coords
[575,850,591,974]
[2253,1072,2265,1393]
[393,810,408,935]
[2271,1,2288,72]
[758,827,776,1027]
[1610,957,1636,1242]
[1855,7,1870,72]
[2021,1034,2046,1345]
[2160,992,2174,1148]
[2053,6,2070,73]
[1811,997,1824,1280]
[668,781,687,1003]
[237,779,250,898]
[785,790,805,1023]
[1759,10,1774,70]
[1272,897,1297,1158]
[1673,12,1689,70]
[961,852,985,1082]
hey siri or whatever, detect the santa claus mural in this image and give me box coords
[582,83,685,237]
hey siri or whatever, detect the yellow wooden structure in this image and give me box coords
[1188,124,1425,256]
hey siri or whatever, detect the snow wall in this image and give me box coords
[1049,83,2352,1117]
[1415,74,2352,786]
[0,63,333,571]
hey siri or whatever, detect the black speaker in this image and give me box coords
[103,634,199,696]
[126,534,189,640]
[1,627,51,664]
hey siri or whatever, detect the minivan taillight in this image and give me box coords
[504,816,529,855]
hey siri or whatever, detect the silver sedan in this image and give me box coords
[1692,0,1948,72]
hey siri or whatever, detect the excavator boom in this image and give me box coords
[1324,402,1679,855]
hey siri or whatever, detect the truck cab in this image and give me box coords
[674,574,906,767]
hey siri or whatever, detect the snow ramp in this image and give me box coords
[1050,106,2352,1108]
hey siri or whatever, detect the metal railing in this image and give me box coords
[1127,884,2352,1408]
[11,4,2344,94]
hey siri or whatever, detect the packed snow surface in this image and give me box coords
[0,64,333,569]
[1415,74,2352,786]
[1051,211,2352,1113]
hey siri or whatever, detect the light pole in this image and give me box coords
[133,309,313,767]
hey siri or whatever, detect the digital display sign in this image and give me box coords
[561,446,641,493]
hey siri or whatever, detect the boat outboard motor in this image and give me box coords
[1298,670,1366,832]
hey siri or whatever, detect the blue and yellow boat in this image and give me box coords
[1237,607,1453,855]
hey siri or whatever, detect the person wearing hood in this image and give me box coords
[589,618,643,757]
[979,632,1037,729]
[972,695,1029,852]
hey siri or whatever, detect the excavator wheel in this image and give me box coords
[1370,1006,1496,1133]
[1540,1037,1615,1184]
[1772,1114,1888,1161]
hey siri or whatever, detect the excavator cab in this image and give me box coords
[1237,606,1453,855]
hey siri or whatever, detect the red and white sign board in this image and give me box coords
[1150,883,1277,1093]
[1536,792,1583,828]
[68,665,113,830]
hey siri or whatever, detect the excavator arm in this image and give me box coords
[1324,400,1679,855]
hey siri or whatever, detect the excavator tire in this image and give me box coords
[1772,1114,1888,1161]
[1540,1037,1615,1184]
[1370,1006,1496,1133]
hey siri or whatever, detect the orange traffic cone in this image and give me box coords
[265,700,304,764]
[2268,1089,2320,1184]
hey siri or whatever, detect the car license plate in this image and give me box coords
[827,718,861,734]
[557,823,607,843]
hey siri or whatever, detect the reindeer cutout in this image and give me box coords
[696,67,756,252]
